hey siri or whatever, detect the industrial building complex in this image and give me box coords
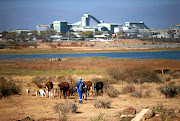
[3,13,179,41]
[35,14,180,40]
[36,14,149,34]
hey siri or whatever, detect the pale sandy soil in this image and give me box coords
[36,39,157,50]
[0,76,180,121]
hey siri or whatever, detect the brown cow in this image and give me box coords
[83,81,92,98]
[45,81,53,97]
[58,82,70,99]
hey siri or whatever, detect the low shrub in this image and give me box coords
[124,67,161,84]
[171,72,180,79]
[151,102,176,121]
[143,90,151,98]
[133,88,143,98]
[32,75,55,88]
[53,101,77,114]
[90,113,104,121]
[32,76,44,88]
[93,99,112,108]
[106,67,124,81]
[107,67,160,84]
[130,86,151,98]
[157,74,172,82]
[122,84,136,94]
[158,82,179,98]
[152,102,167,113]
[0,76,21,98]
[105,86,120,98]
[53,101,77,121]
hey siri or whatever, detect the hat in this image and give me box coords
[78,78,82,82]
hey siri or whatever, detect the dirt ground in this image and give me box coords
[0,39,180,121]
[0,75,180,121]
[36,39,169,51]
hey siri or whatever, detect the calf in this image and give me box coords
[94,82,103,94]
[35,89,46,98]
[58,82,70,99]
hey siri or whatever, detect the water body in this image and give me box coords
[0,51,180,60]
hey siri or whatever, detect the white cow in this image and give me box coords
[35,89,46,98]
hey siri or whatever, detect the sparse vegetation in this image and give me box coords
[90,113,104,121]
[123,67,161,84]
[171,72,180,79]
[0,56,180,120]
[93,99,112,108]
[105,86,119,98]
[53,101,77,121]
[122,84,136,94]
[158,82,180,98]
[32,76,46,88]
[152,103,176,121]
[0,76,21,98]
[106,67,124,81]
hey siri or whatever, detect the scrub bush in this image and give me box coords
[105,86,120,98]
[171,71,180,79]
[106,67,124,81]
[0,76,21,98]
[124,67,161,84]
[158,82,180,98]
[122,84,136,94]
[93,99,112,108]
[90,113,104,121]
[32,76,44,88]
[53,101,77,121]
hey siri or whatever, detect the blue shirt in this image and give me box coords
[76,81,84,92]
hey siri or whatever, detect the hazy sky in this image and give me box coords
[0,0,179,31]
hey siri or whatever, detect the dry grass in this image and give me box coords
[1,58,180,77]
[105,86,120,98]
[93,98,112,108]
[0,57,180,121]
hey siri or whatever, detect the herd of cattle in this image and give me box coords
[26,81,104,100]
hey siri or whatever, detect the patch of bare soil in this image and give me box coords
[0,76,180,121]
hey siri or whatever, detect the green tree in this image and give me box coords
[81,31,94,38]
[4,32,17,40]
[64,31,77,38]
[39,30,57,40]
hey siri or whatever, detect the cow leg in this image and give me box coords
[101,89,103,93]
[85,92,87,100]
[60,90,63,98]
[63,90,66,99]
[67,90,70,99]
[97,89,99,94]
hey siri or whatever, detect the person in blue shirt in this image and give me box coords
[75,78,84,103]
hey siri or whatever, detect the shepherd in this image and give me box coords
[75,78,84,104]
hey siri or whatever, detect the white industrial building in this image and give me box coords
[69,14,122,32]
